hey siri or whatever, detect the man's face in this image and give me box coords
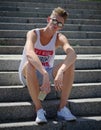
[48,14,64,32]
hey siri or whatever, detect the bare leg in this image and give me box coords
[53,63,75,110]
[22,62,42,111]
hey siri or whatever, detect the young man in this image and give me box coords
[19,7,77,123]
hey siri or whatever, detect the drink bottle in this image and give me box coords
[38,91,47,101]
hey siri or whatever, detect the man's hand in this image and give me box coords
[40,72,51,94]
[54,69,63,91]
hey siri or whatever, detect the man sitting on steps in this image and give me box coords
[19,7,77,124]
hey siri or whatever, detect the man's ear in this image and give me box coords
[47,16,51,23]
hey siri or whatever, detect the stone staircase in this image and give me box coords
[0,0,101,129]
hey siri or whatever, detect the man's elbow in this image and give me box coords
[66,48,77,61]
[26,51,33,61]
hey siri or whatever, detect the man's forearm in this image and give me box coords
[59,50,77,73]
[26,51,47,75]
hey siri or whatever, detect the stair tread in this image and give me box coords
[1,2,101,5]
[0,98,100,122]
[0,38,100,47]
[0,2,101,10]
[1,45,101,52]
[1,0,101,4]
[0,54,101,59]
[1,22,101,26]
[0,98,101,105]
[0,30,100,39]
[1,11,100,19]
[0,17,101,25]
[0,45,101,47]
[0,116,101,126]
[0,83,101,101]
[0,23,100,32]
[69,98,101,102]
[0,0,101,128]
[0,82,101,88]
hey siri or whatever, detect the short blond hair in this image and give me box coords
[51,7,68,22]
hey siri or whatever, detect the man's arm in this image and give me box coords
[54,33,77,91]
[56,33,77,73]
[25,30,50,93]
[25,30,47,75]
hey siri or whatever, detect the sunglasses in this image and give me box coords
[51,18,64,28]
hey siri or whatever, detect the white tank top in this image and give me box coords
[18,28,57,85]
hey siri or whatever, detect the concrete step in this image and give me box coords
[0,46,101,54]
[0,53,101,83]
[0,98,101,123]
[1,0,101,4]
[0,17,101,25]
[57,46,101,54]
[0,54,101,70]
[0,69,101,85]
[0,38,100,46]
[68,39,101,46]
[69,98,101,116]
[0,1,101,10]
[0,116,101,130]
[0,6,101,15]
[0,30,101,39]
[0,0,100,129]
[0,83,101,102]
[0,11,101,19]
[0,23,101,32]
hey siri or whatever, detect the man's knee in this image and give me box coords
[22,61,35,77]
[27,61,36,71]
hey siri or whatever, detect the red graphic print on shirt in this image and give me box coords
[34,48,53,67]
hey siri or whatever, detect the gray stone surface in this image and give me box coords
[0,117,100,130]
[0,54,101,70]
[0,17,101,25]
[0,30,101,38]
[0,23,101,31]
[0,83,101,102]
[0,0,101,129]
